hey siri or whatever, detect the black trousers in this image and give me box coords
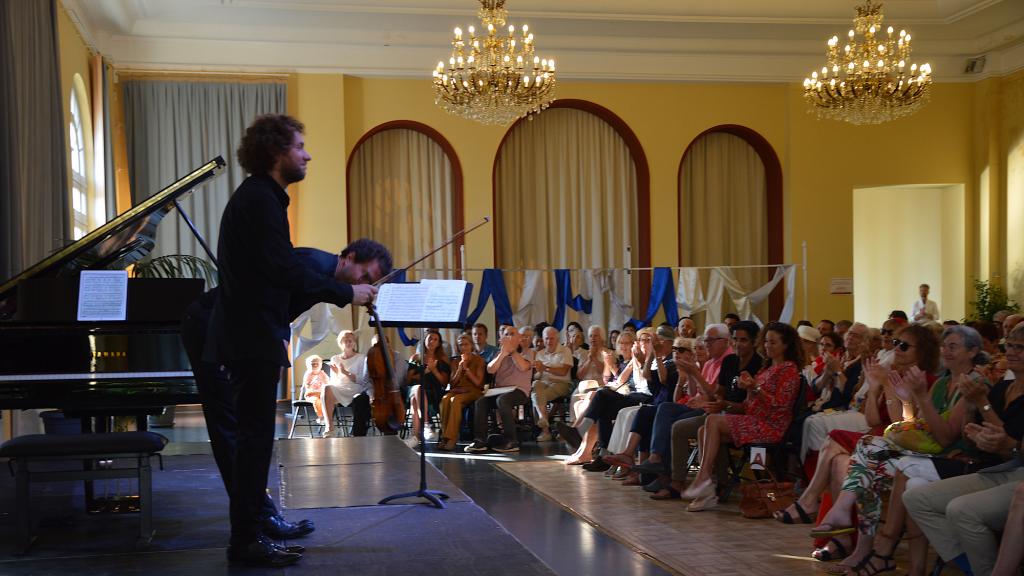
[347,393,372,437]
[583,388,651,448]
[472,388,528,443]
[228,360,282,545]
[180,302,277,521]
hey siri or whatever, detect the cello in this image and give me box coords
[366,303,404,434]
[364,217,490,436]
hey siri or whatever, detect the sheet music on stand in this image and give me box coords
[375,279,472,328]
[374,279,472,510]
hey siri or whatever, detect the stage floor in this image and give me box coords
[0,434,555,576]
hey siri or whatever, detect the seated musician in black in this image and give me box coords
[181,241,390,558]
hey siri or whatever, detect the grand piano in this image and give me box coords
[0,157,226,429]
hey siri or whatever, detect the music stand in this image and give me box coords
[375,280,472,509]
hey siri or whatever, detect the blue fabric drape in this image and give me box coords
[638,267,679,328]
[465,269,514,327]
[552,269,593,329]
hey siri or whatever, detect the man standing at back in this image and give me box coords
[209,114,380,567]
[912,283,939,323]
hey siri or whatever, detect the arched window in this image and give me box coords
[69,88,87,240]
[494,100,649,331]
[678,125,783,321]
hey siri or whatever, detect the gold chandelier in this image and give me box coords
[803,0,932,125]
[431,0,556,125]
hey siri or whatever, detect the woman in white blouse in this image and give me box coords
[322,330,371,437]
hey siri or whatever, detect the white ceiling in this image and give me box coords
[63,0,1024,82]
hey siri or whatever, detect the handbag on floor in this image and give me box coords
[739,471,795,519]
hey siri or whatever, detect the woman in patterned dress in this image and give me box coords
[681,322,804,508]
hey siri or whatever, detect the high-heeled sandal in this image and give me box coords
[847,551,896,576]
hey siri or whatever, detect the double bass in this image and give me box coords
[364,217,490,435]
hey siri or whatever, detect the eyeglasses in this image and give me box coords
[893,339,914,352]
[1006,342,1024,353]
[880,329,894,335]
[671,346,692,353]
[704,337,725,343]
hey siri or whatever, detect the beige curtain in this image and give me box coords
[348,128,455,347]
[495,107,638,331]
[680,132,767,323]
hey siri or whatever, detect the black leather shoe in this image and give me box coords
[582,457,611,472]
[556,423,582,451]
[274,543,306,554]
[262,515,315,539]
[228,536,302,567]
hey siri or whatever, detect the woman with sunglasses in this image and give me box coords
[772,325,938,558]
[812,325,990,575]
[848,323,1024,576]
[681,322,804,507]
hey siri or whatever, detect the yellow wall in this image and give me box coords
[854,185,965,324]
[286,76,981,324]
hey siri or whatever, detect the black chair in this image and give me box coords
[287,384,323,439]
[721,374,810,499]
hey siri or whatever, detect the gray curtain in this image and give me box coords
[123,81,285,260]
[0,0,70,282]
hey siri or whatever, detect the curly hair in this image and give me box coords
[237,114,305,175]
[340,238,393,278]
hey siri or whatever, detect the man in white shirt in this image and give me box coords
[912,283,940,323]
[532,326,574,441]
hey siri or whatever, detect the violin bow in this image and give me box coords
[372,216,490,287]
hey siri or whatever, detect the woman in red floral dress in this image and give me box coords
[682,322,804,509]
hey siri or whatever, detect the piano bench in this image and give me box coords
[0,431,168,555]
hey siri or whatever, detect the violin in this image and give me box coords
[362,216,491,436]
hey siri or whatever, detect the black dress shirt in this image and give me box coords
[209,174,354,367]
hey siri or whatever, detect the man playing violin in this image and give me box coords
[206,114,388,567]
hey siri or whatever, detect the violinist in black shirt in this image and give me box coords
[208,114,386,567]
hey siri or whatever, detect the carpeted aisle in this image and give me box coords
[496,460,928,576]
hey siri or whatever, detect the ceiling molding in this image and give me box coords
[65,0,1024,84]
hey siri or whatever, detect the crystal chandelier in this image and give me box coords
[431,0,556,125]
[803,1,932,125]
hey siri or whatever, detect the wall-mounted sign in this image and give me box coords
[830,277,853,295]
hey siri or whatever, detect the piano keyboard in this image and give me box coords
[0,371,194,382]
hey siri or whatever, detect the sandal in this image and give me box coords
[621,473,641,486]
[810,524,856,538]
[650,486,682,500]
[603,453,635,468]
[848,551,896,576]
[812,537,850,562]
[774,501,815,524]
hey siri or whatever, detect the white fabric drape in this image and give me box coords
[676,265,796,327]
[123,80,285,260]
[495,107,638,330]
[680,132,767,323]
[348,128,454,348]
[514,270,549,328]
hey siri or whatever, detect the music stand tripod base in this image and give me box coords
[378,370,450,509]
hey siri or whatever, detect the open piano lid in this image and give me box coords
[0,157,226,319]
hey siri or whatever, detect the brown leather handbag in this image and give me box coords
[739,471,795,519]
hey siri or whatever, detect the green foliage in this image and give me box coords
[132,254,217,287]
[966,278,1019,322]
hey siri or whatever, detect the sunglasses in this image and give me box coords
[880,328,894,335]
[672,346,692,353]
[892,338,914,352]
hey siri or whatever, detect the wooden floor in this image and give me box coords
[496,460,959,576]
